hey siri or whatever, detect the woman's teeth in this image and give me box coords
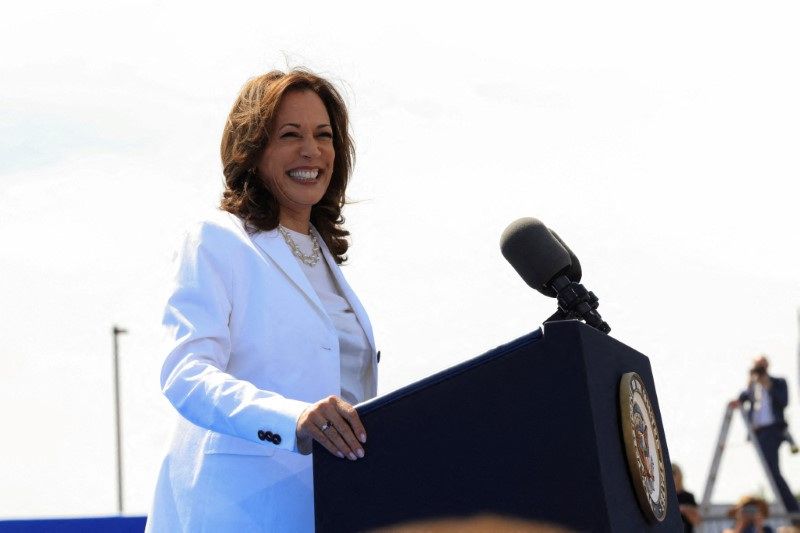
[288,169,319,181]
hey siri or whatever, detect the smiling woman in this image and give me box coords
[256,91,336,232]
[145,70,376,532]
[219,70,354,263]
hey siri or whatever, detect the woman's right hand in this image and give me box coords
[296,395,366,460]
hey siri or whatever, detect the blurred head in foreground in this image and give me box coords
[370,514,574,533]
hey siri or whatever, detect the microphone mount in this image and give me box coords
[544,275,611,334]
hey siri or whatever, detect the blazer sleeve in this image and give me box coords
[771,377,789,410]
[738,388,753,404]
[159,221,311,454]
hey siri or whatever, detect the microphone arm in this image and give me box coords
[544,275,611,334]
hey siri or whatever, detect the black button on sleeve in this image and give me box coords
[257,430,266,441]
[272,434,282,445]
[377,350,381,363]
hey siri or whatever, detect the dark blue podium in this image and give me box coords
[313,320,681,532]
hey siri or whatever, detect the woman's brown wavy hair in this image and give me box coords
[220,69,354,264]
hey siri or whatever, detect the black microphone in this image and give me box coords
[500,217,571,297]
[500,218,610,334]
[548,228,582,285]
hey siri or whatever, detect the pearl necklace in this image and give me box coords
[278,225,321,267]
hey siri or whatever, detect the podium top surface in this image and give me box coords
[356,327,543,415]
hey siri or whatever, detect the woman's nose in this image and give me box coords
[300,136,321,158]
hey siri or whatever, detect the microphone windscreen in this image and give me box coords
[500,217,571,297]
[548,229,582,283]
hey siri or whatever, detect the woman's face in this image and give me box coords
[257,90,335,222]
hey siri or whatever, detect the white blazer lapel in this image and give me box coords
[251,230,331,325]
[318,237,377,354]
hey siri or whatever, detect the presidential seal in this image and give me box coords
[619,372,667,522]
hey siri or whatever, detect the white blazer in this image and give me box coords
[146,211,377,533]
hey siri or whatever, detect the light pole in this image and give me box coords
[112,324,128,514]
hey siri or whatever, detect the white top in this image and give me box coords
[281,226,375,404]
[752,383,775,428]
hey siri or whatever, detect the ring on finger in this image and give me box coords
[320,421,333,432]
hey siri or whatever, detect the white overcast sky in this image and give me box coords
[2,0,800,519]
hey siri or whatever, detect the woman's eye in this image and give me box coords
[318,131,333,139]
[281,132,300,139]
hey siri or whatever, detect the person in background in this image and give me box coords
[723,495,773,533]
[731,355,800,517]
[672,463,701,533]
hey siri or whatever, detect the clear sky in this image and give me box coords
[2,0,799,519]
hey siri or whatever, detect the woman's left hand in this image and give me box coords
[295,395,367,460]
